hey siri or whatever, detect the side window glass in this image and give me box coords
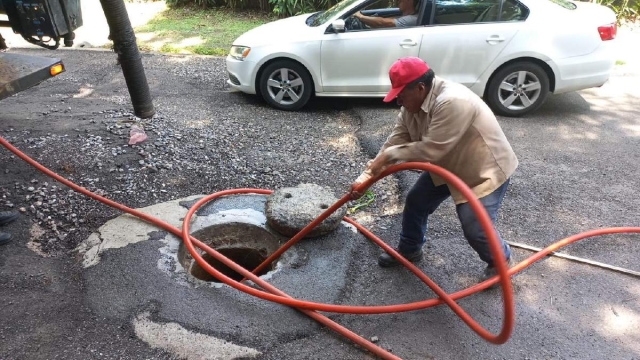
[433,0,502,24]
[499,0,528,22]
[345,0,422,31]
[361,0,398,11]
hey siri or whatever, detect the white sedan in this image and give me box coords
[225,0,617,116]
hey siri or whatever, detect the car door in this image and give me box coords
[418,0,526,87]
[320,27,423,94]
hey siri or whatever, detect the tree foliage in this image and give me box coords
[164,0,638,23]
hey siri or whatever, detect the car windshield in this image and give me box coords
[308,0,363,26]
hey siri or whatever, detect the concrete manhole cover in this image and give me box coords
[266,183,347,238]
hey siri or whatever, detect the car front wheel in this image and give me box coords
[259,60,313,111]
[486,62,550,117]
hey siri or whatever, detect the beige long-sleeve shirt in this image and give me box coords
[376,76,519,204]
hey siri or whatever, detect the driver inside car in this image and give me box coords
[353,0,419,28]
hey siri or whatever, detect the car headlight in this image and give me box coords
[229,46,251,61]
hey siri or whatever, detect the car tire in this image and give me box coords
[259,60,313,111]
[486,62,550,117]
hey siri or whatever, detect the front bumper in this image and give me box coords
[225,55,257,94]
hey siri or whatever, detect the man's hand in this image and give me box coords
[350,170,372,200]
[367,152,392,177]
[349,153,393,200]
[351,11,396,28]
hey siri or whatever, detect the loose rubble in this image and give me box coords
[1,103,401,255]
[0,52,405,256]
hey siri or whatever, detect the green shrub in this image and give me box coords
[165,0,638,22]
[580,0,638,24]
[269,0,336,16]
[165,0,220,7]
[165,0,336,16]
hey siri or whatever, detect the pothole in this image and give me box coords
[178,222,285,284]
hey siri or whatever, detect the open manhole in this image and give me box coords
[189,247,272,283]
[178,222,284,284]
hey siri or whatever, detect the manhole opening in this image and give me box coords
[177,222,291,285]
[189,247,274,283]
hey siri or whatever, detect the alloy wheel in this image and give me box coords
[266,68,305,106]
[498,71,542,111]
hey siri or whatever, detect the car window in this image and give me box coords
[433,0,527,24]
[310,0,362,26]
[547,0,576,10]
[360,0,405,18]
[500,0,528,21]
[343,0,421,31]
[434,0,501,24]
[372,0,398,8]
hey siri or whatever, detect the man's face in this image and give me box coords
[398,0,414,13]
[396,81,427,113]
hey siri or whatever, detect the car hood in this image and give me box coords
[232,13,322,47]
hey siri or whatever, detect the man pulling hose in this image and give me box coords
[351,57,517,281]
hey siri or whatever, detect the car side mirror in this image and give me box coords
[332,19,346,33]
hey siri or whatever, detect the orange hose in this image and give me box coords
[2,135,639,360]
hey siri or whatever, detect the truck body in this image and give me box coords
[1,51,64,101]
[1,0,154,117]
[0,0,77,100]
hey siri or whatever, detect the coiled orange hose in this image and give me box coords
[2,135,638,360]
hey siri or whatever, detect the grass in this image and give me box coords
[133,7,278,56]
[616,59,627,65]
[348,190,376,215]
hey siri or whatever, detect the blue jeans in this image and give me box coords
[398,172,511,267]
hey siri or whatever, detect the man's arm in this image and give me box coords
[379,111,412,154]
[354,12,397,28]
[350,111,410,199]
[383,97,476,163]
[395,14,418,27]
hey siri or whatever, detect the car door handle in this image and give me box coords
[399,40,418,48]
[486,35,505,44]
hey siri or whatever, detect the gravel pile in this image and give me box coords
[0,49,406,256]
[1,105,400,255]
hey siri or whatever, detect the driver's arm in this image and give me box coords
[354,11,397,28]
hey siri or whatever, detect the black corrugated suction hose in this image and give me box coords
[99,0,155,119]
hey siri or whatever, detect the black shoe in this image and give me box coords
[0,232,11,246]
[378,248,423,267]
[482,256,515,288]
[0,211,19,226]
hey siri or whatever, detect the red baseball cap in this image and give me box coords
[383,57,431,102]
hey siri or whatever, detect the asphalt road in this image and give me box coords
[1,48,639,360]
